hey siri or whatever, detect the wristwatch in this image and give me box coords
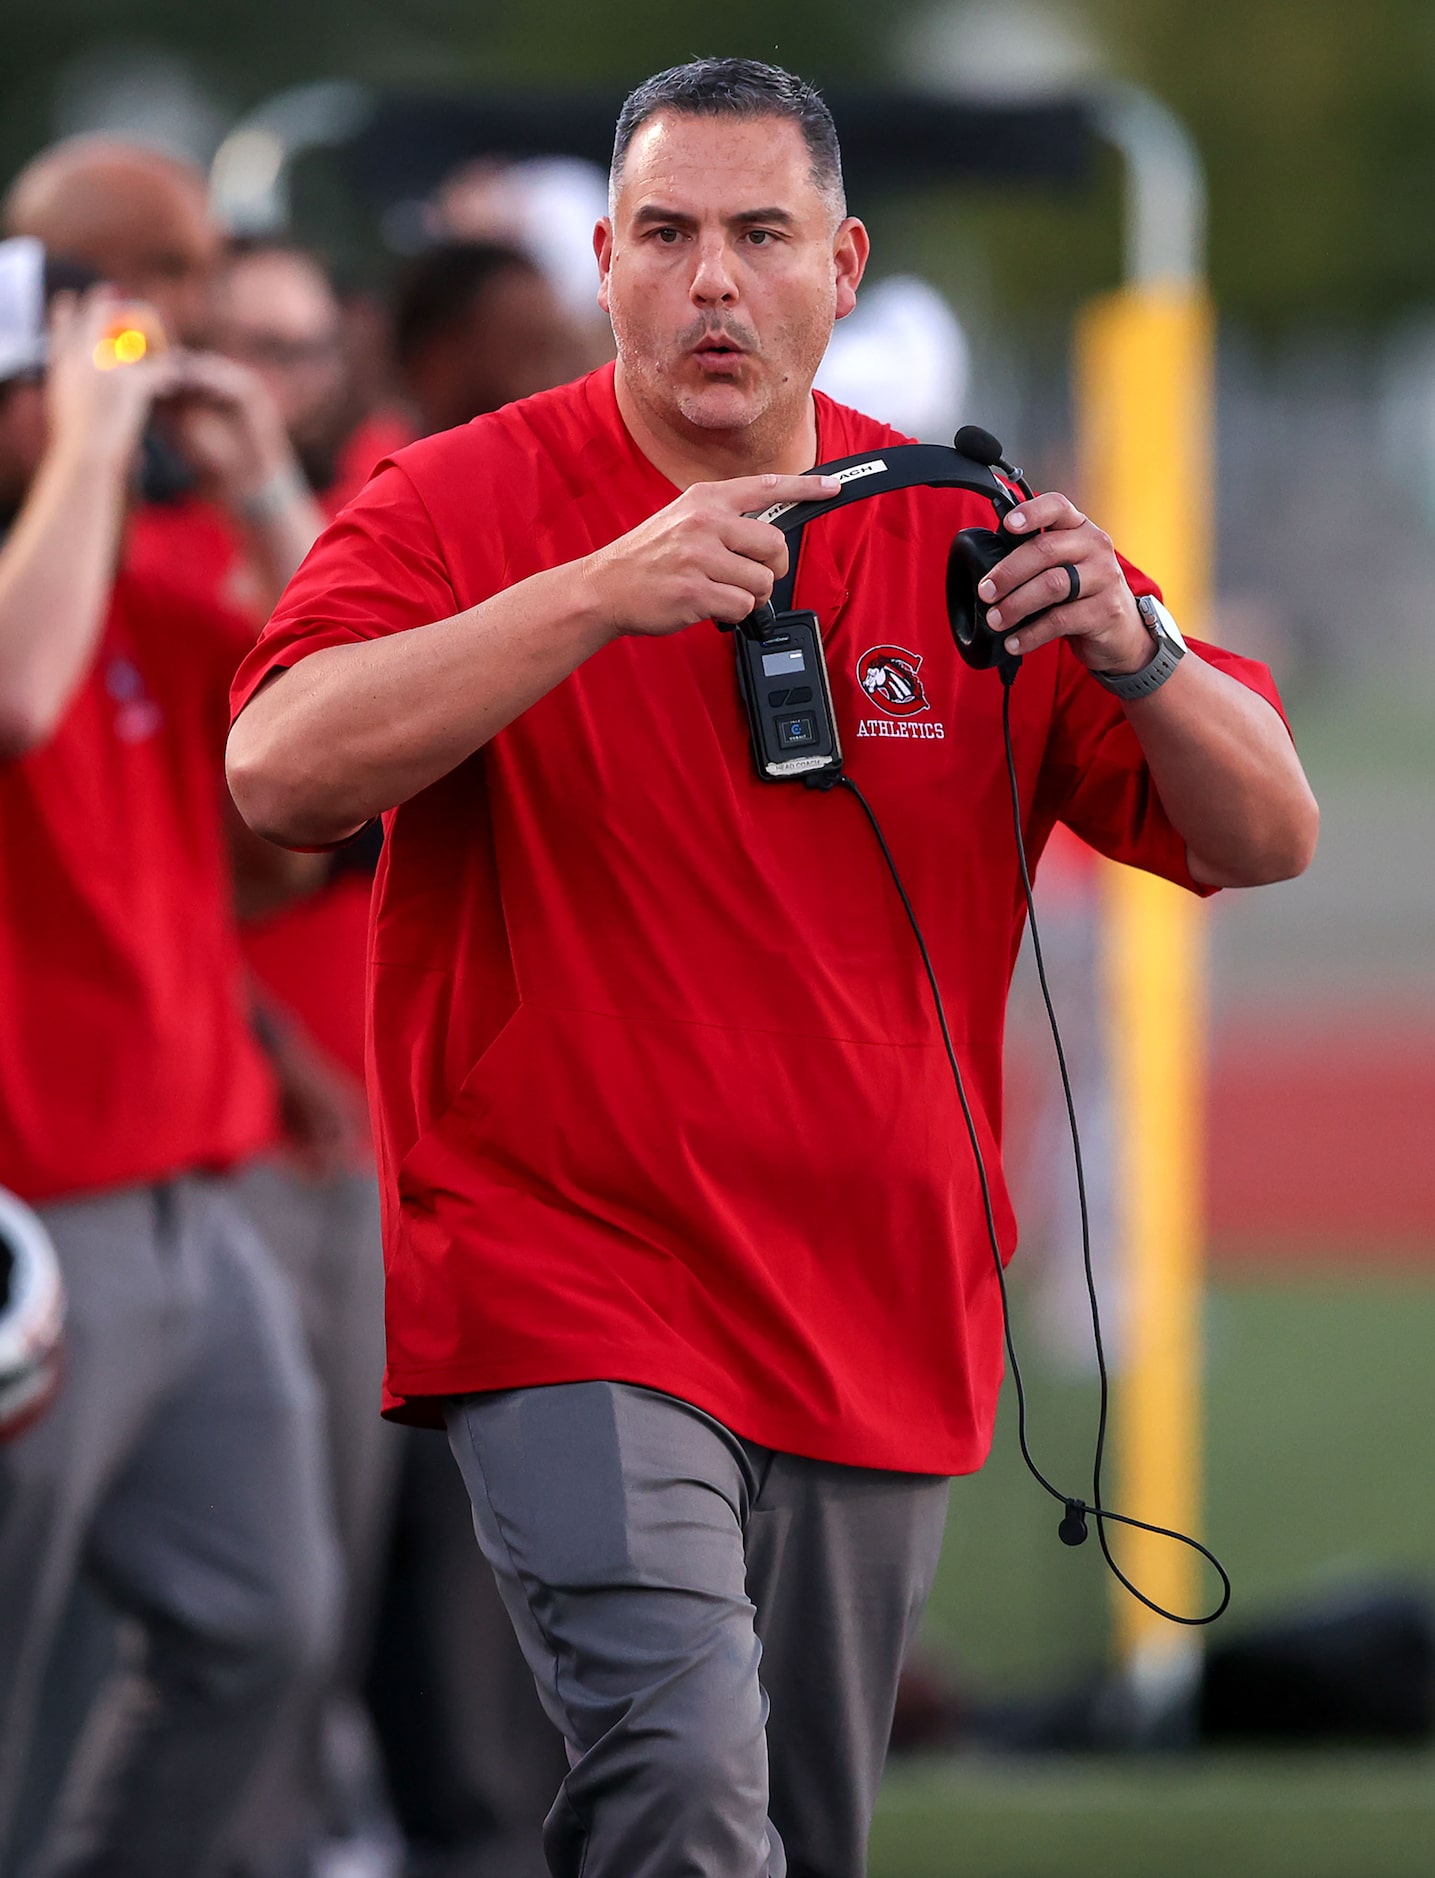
[1091,594,1187,701]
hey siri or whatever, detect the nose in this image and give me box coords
[689,234,738,308]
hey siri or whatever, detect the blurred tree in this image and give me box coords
[4,0,1435,332]
[477,0,876,82]
[0,0,874,183]
[1084,0,1435,330]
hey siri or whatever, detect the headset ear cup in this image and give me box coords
[947,528,1012,670]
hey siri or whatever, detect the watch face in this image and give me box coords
[1139,594,1187,651]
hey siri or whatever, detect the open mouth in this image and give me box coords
[692,339,746,367]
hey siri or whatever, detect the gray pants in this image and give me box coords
[446,1383,950,1878]
[0,1178,340,1878]
[367,1426,567,1878]
[227,1163,399,1875]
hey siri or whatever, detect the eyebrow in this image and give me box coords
[630,204,799,231]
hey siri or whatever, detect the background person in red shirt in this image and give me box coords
[366,234,599,1878]
[206,230,574,1878]
[0,150,384,1876]
[199,238,413,555]
[0,247,338,1878]
[227,59,1319,1878]
[212,242,354,500]
[391,239,581,438]
[206,233,407,1878]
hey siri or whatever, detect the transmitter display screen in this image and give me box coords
[761,647,807,679]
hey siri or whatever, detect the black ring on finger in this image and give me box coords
[1061,562,1081,605]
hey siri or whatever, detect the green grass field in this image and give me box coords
[868,1269,1435,1876]
[871,1750,1435,1878]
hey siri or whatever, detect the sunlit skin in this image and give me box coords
[596,112,869,488]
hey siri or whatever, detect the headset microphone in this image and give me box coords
[953,424,1034,500]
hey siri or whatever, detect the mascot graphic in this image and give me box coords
[856,645,931,718]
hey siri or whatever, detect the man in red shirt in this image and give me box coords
[228,60,1318,1878]
[0,251,338,1877]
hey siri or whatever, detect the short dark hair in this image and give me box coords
[392,240,539,367]
[611,58,845,215]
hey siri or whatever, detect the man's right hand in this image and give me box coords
[228,471,841,849]
[45,288,179,471]
[585,472,841,637]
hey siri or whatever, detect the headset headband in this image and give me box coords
[751,441,1018,537]
[745,441,1018,629]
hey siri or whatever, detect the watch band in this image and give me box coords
[1091,596,1186,701]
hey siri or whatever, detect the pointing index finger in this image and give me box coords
[735,471,843,521]
[1003,490,1086,535]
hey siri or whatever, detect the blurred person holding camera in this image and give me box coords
[213,242,354,496]
[206,239,414,546]
[4,138,327,621]
[1,143,364,1159]
[0,241,338,1878]
[2,144,396,1878]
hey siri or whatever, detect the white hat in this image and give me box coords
[432,156,609,323]
[0,237,47,387]
[503,158,610,322]
[816,274,970,443]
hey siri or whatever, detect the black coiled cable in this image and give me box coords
[829,672,1230,1627]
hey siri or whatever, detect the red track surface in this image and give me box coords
[1206,1015,1435,1263]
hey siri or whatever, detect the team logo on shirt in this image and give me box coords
[856,645,930,717]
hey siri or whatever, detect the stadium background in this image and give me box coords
[6,2,1434,1872]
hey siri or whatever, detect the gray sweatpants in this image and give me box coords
[0,1178,340,1878]
[446,1382,951,1878]
[226,1163,399,1876]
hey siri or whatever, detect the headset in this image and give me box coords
[723,427,1231,1628]
[729,428,1027,781]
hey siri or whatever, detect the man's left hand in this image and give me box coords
[977,492,1152,676]
[159,350,326,602]
[161,350,298,512]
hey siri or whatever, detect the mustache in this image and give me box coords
[678,315,760,354]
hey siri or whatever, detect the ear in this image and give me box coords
[594,218,614,315]
[833,217,870,322]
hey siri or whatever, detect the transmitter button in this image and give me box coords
[776,714,817,749]
[766,688,790,707]
[787,685,813,704]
